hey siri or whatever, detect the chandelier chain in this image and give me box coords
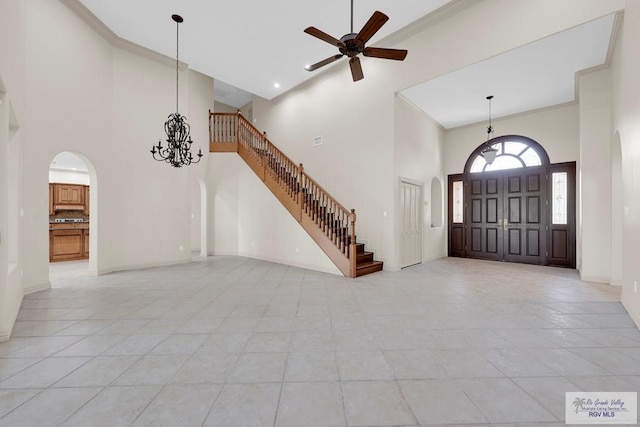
[176,17,179,114]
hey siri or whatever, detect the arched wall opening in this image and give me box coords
[199,178,208,257]
[611,132,623,286]
[48,151,99,276]
[430,177,443,228]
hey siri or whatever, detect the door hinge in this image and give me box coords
[546,226,549,231]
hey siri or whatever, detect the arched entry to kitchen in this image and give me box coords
[448,135,576,268]
[48,151,99,276]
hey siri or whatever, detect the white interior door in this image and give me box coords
[400,179,423,268]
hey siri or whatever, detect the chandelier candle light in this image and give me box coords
[481,95,498,165]
[151,14,203,168]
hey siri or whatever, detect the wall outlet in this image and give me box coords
[295,248,300,254]
[635,280,638,294]
[179,245,184,252]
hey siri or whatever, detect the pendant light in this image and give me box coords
[481,95,498,165]
[150,14,203,168]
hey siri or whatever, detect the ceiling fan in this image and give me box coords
[304,0,408,82]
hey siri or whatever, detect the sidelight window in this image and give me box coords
[552,172,568,224]
[452,181,463,223]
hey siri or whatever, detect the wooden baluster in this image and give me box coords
[298,164,303,221]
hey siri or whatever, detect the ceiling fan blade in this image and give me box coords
[304,27,345,48]
[363,47,408,61]
[355,11,388,44]
[349,57,364,82]
[306,54,344,72]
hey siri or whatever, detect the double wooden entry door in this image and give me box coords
[448,163,575,267]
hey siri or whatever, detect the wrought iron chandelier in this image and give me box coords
[481,95,498,165]
[151,14,202,168]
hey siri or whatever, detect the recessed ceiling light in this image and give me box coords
[71,168,77,171]
[304,64,311,70]
[274,82,280,89]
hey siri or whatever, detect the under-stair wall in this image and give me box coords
[209,112,383,278]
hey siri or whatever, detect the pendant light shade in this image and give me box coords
[481,95,498,165]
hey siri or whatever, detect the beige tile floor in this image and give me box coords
[1,256,639,426]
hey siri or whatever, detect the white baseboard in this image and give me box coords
[97,259,190,275]
[0,329,12,343]
[0,295,22,343]
[423,254,446,263]
[24,282,51,295]
[580,274,611,285]
[621,298,640,330]
[237,252,342,276]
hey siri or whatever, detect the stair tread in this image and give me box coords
[356,261,383,271]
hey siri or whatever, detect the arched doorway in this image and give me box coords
[611,132,623,285]
[48,151,98,278]
[448,135,576,267]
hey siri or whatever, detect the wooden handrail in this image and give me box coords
[209,111,358,277]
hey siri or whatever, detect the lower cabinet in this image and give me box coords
[82,229,89,258]
[49,225,90,262]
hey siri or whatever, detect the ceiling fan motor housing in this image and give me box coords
[339,33,364,57]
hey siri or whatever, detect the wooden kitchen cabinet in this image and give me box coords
[50,229,85,262]
[82,229,89,258]
[55,184,84,205]
[84,185,90,215]
[49,184,54,215]
[49,222,89,262]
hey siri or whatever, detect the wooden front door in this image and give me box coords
[466,171,505,261]
[500,166,547,264]
[449,162,575,267]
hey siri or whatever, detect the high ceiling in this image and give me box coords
[400,14,616,129]
[77,0,452,102]
[75,1,616,128]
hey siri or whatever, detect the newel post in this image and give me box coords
[349,209,357,278]
[297,163,304,222]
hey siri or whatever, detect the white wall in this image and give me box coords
[578,68,613,283]
[394,95,446,266]
[612,0,640,327]
[49,170,90,185]
[14,0,213,292]
[0,0,25,341]
[444,104,580,177]
[248,0,618,274]
[207,154,340,274]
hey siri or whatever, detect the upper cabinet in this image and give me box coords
[49,184,54,215]
[84,186,90,215]
[55,184,84,205]
[50,183,89,212]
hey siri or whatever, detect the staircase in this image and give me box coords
[209,111,383,278]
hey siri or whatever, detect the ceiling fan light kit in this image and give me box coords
[304,0,408,82]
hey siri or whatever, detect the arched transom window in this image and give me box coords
[464,135,550,174]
